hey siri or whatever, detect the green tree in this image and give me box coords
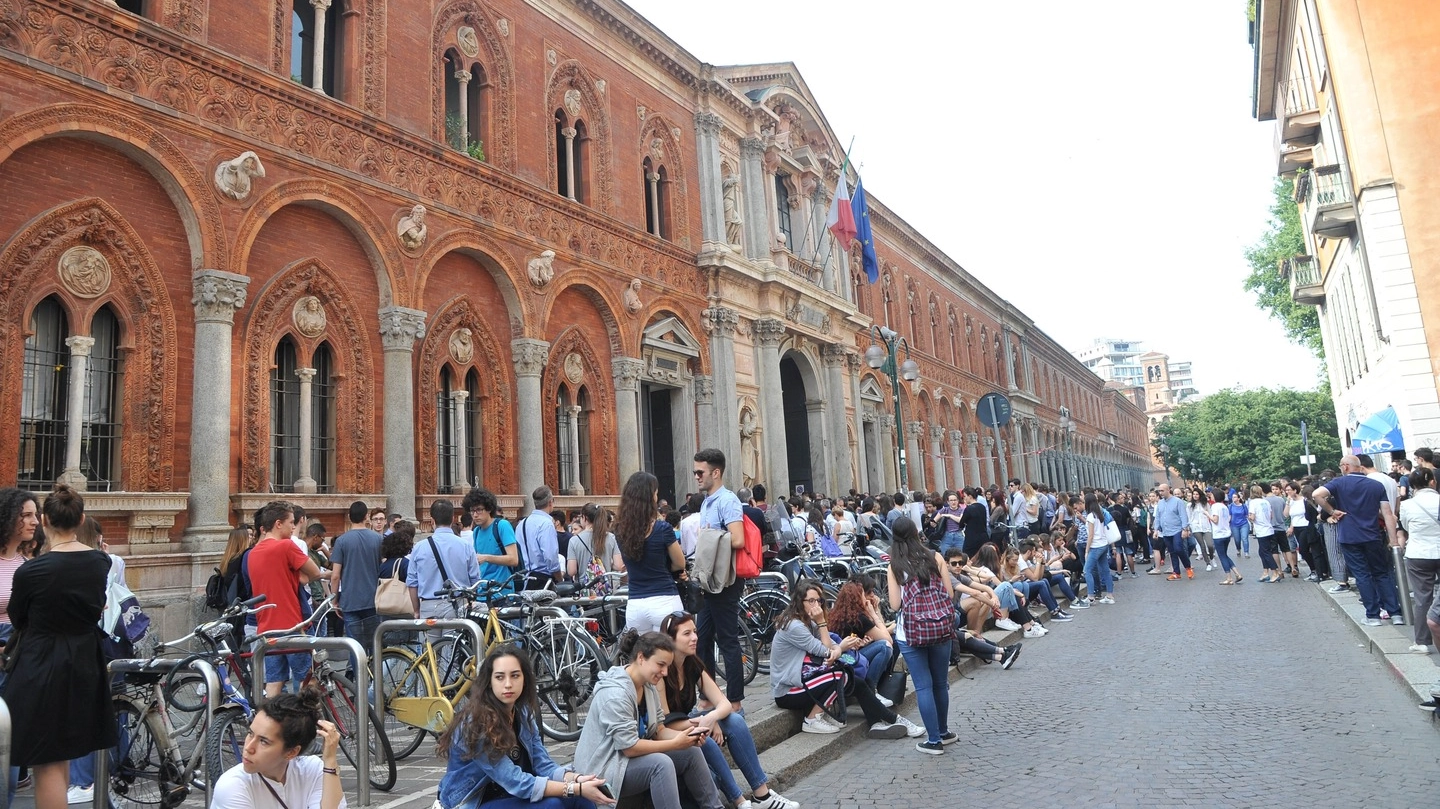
[1153,387,1341,484]
[1243,176,1324,358]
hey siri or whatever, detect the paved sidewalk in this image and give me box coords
[1314,576,1440,707]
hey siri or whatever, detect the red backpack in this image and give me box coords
[736,515,765,579]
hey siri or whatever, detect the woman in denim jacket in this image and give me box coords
[435,645,613,809]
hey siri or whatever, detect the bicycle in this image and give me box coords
[108,596,270,808]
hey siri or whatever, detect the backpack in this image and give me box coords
[205,567,228,611]
[736,514,765,579]
[900,576,956,647]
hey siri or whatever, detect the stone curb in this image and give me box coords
[1307,576,1440,714]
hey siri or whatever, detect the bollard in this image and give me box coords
[0,695,10,809]
[1392,544,1415,629]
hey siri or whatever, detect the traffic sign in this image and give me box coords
[977,392,1012,428]
[1300,454,1316,465]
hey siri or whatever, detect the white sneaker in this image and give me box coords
[736,800,754,809]
[867,720,908,739]
[1205,564,1213,572]
[1023,625,1045,639]
[894,714,925,737]
[876,692,894,708]
[753,792,799,809]
[995,617,1021,631]
[1409,644,1432,653]
[67,785,94,805]
[1069,598,1091,609]
[802,715,839,734]
[1098,595,1115,605]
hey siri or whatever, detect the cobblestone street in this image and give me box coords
[783,570,1440,809]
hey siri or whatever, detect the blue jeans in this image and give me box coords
[898,640,951,744]
[264,651,313,691]
[992,581,1020,612]
[1014,579,1058,612]
[1084,544,1113,596]
[939,533,964,556]
[1045,572,1077,601]
[1342,541,1402,619]
[344,609,383,674]
[1166,533,1191,574]
[698,709,768,800]
[1232,522,1250,554]
[1214,537,1236,573]
[857,639,892,690]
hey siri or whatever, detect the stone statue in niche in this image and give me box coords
[397,204,428,251]
[649,137,665,166]
[564,352,585,385]
[563,88,583,118]
[929,298,939,327]
[292,296,327,338]
[449,327,474,365]
[722,173,743,247]
[527,249,556,288]
[214,151,266,200]
[57,245,111,299]
[636,104,647,122]
[739,408,759,487]
[497,18,509,36]
[456,26,480,58]
[623,279,644,315]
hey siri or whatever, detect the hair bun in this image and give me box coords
[297,685,324,719]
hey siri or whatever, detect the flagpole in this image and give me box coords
[806,137,856,275]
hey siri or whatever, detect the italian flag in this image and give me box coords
[825,174,857,246]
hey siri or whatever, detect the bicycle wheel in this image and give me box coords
[711,630,757,686]
[161,670,210,744]
[740,590,789,674]
[202,707,249,791]
[529,621,607,742]
[314,670,397,791]
[109,696,166,807]
[431,631,479,691]
[378,646,432,760]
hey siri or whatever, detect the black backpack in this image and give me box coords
[204,567,227,611]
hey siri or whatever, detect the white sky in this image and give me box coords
[620,0,1324,394]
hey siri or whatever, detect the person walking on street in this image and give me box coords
[1266,483,1298,578]
[1228,491,1251,559]
[1249,486,1283,583]
[1313,455,1403,626]
[1186,489,1214,572]
[1153,484,1192,580]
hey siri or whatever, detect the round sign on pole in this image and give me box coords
[977,392,1012,428]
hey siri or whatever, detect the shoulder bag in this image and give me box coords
[375,559,415,616]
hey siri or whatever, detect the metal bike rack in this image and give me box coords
[251,635,371,808]
[0,695,10,808]
[371,618,486,728]
[97,657,222,809]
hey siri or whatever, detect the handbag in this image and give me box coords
[877,668,908,705]
[102,561,151,643]
[376,559,415,616]
[0,628,21,673]
[900,576,956,647]
[799,653,848,723]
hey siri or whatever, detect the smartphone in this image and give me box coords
[687,726,709,737]
[597,783,615,800]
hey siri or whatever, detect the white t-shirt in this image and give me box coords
[679,512,702,557]
[211,757,346,809]
[1400,489,1440,560]
[1367,471,1399,514]
[1209,503,1231,539]
[1248,499,1275,537]
[1286,497,1310,528]
[1085,513,1112,547]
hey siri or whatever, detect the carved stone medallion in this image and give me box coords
[564,352,585,385]
[563,88,583,118]
[292,296,327,338]
[497,18,510,36]
[57,246,111,299]
[456,26,480,57]
[449,327,474,365]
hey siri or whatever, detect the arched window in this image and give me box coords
[555,384,574,491]
[436,366,458,493]
[774,174,793,249]
[18,297,69,490]
[291,0,339,96]
[83,306,123,490]
[270,337,301,491]
[555,110,570,198]
[443,52,487,158]
[465,369,483,487]
[573,119,590,205]
[311,342,336,492]
[642,158,671,240]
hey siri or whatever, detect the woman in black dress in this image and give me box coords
[1,484,116,809]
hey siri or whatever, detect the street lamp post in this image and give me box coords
[1160,442,1172,486]
[1059,405,1077,492]
[865,325,919,491]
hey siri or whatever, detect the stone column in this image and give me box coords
[754,318,790,498]
[997,438,1010,487]
[612,356,644,482]
[1021,340,1036,392]
[739,137,769,262]
[879,414,898,493]
[293,367,318,494]
[1009,424,1025,485]
[1001,325,1017,390]
[694,375,718,453]
[381,307,427,517]
[561,127,578,201]
[453,69,472,144]
[186,270,249,542]
[309,0,331,92]
[646,171,661,235]
[847,354,868,495]
[567,404,585,495]
[510,338,551,508]
[57,335,94,490]
[928,425,947,492]
[905,421,925,493]
[694,112,725,243]
[949,430,966,490]
[703,307,741,465]
[451,389,471,496]
[979,436,994,488]
[822,344,850,494]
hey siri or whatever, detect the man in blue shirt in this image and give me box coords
[329,500,383,654]
[463,488,519,592]
[1314,455,1402,625]
[1153,484,1193,579]
[695,447,747,711]
[516,486,561,589]
[407,499,482,643]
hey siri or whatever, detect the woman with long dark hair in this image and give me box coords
[1079,494,1117,605]
[2,484,115,809]
[436,645,610,809]
[615,472,686,631]
[659,612,797,809]
[885,517,957,754]
[770,580,920,739]
[0,487,40,681]
[574,631,719,809]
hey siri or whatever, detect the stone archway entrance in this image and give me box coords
[639,317,702,506]
[779,352,828,497]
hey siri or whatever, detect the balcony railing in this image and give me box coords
[1304,164,1356,238]
[1279,254,1324,306]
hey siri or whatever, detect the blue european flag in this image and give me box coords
[851,177,879,283]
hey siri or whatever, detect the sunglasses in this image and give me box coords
[660,610,693,633]
[948,561,965,567]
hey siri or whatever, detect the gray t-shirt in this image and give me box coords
[330,528,382,612]
[566,529,616,580]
